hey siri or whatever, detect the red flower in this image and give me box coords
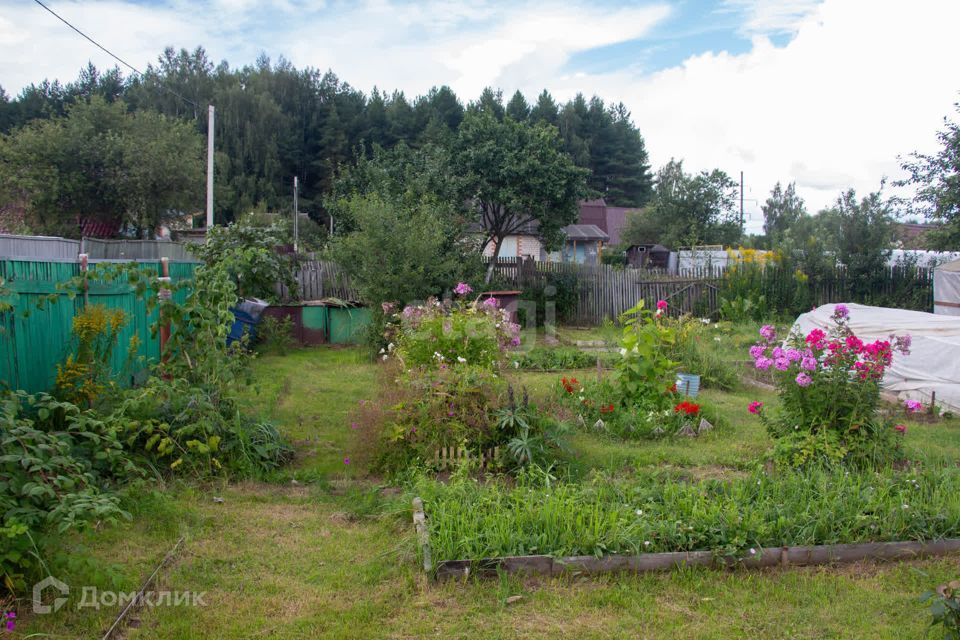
[561,377,575,393]
[600,403,615,414]
[894,424,907,434]
[667,383,678,394]
[674,401,701,415]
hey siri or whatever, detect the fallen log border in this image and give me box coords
[410,496,960,581]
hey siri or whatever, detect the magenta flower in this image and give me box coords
[805,329,826,348]
[845,336,864,353]
[755,357,773,371]
[749,344,766,359]
[350,422,359,430]
[656,300,668,311]
[774,357,790,371]
[343,457,351,465]
[453,282,473,296]
[748,401,764,414]
[795,373,812,387]
[904,399,923,413]
[785,348,801,362]
[482,297,499,308]
[800,356,817,371]
[833,304,849,320]
[759,325,777,342]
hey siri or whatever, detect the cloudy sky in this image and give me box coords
[2,0,958,231]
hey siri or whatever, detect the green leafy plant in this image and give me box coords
[190,221,299,302]
[615,299,678,407]
[921,580,960,639]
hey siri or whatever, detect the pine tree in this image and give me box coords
[505,90,530,121]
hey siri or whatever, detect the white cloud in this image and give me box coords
[540,0,960,231]
[1,0,958,234]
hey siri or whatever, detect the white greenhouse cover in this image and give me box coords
[791,303,960,412]
[934,259,960,316]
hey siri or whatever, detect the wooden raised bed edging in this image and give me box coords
[408,509,960,581]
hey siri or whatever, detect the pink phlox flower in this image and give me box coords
[795,373,813,387]
[748,401,764,414]
[774,357,790,371]
[755,357,773,371]
[759,325,777,342]
[656,300,668,310]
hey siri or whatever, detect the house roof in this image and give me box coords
[577,200,638,246]
[563,224,609,242]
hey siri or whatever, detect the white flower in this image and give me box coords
[619,348,628,356]
[635,509,643,516]
[379,348,385,354]
[457,356,467,363]
[644,541,651,547]
[902,504,909,509]
[714,337,722,342]
[381,354,388,361]
[749,548,757,555]
[655,309,663,317]
[700,318,711,324]
[387,342,394,352]
[513,361,519,368]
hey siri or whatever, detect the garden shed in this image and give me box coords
[934,258,960,316]
[791,303,960,412]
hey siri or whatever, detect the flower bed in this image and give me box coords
[416,465,960,563]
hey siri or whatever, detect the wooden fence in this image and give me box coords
[489,258,722,324]
[278,260,361,302]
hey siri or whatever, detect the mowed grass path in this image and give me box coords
[20,347,960,639]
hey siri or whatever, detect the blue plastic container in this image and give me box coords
[676,373,701,398]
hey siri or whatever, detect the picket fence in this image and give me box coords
[278,260,362,302]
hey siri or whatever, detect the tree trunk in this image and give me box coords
[484,235,504,285]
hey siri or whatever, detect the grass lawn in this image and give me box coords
[18,346,960,639]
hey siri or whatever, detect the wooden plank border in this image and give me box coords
[428,539,960,580]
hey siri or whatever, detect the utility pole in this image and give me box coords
[740,170,744,229]
[206,105,215,228]
[293,176,299,253]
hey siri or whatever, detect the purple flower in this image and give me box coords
[772,347,785,359]
[510,336,521,347]
[795,373,812,387]
[833,304,849,320]
[800,356,817,371]
[755,357,773,371]
[350,422,359,430]
[785,348,801,362]
[774,357,790,371]
[482,297,499,308]
[759,325,777,342]
[749,345,766,359]
[343,457,351,465]
[904,399,923,413]
[453,282,473,296]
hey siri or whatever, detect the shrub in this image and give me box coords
[746,305,911,467]
[189,221,299,302]
[517,269,580,326]
[0,392,138,593]
[390,287,520,371]
[615,299,678,408]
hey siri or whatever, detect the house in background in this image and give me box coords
[478,221,543,261]
[578,198,638,248]
[475,219,609,265]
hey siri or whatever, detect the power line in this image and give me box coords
[32,0,199,109]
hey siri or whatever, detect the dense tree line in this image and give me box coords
[0,47,653,233]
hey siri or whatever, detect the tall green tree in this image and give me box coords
[0,97,202,236]
[505,91,530,121]
[762,181,806,241]
[645,159,742,248]
[454,111,588,282]
[898,101,960,249]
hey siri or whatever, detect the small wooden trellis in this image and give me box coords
[433,446,501,470]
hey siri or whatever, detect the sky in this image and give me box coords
[1,0,959,233]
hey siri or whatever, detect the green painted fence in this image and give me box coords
[0,259,197,393]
